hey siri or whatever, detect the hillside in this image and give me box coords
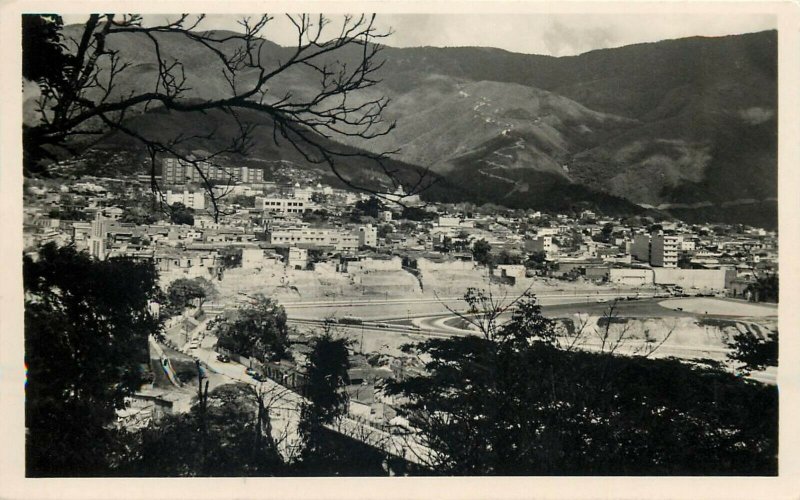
[49,24,777,227]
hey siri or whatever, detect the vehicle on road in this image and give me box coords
[216,353,230,363]
[596,298,607,303]
[245,367,258,377]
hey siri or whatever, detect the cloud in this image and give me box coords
[542,20,618,57]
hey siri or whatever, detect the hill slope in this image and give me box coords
[50,25,777,226]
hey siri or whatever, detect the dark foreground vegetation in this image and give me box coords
[24,246,777,476]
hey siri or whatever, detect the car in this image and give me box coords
[245,367,258,377]
[596,298,607,303]
[216,354,230,363]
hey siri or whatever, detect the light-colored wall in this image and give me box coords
[609,268,655,286]
[653,268,737,290]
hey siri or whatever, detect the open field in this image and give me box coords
[659,297,778,317]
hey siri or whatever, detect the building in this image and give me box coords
[161,157,265,185]
[651,233,680,268]
[256,196,311,215]
[267,227,359,252]
[631,231,679,268]
[87,213,108,259]
[165,190,206,210]
[630,233,651,262]
[358,224,377,248]
[526,235,558,258]
[288,247,309,269]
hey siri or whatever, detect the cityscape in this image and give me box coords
[16,9,782,487]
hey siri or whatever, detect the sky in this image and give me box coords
[60,12,776,57]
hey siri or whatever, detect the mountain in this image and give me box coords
[49,25,777,226]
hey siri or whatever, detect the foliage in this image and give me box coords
[218,247,243,269]
[169,202,194,226]
[524,251,548,270]
[24,243,161,476]
[166,277,217,313]
[727,329,778,374]
[747,273,779,303]
[377,223,394,238]
[401,206,435,222]
[47,207,89,221]
[385,290,778,475]
[213,294,290,361]
[495,249,522,266]
[297,329,352,473]
[471,239,492,266]
[123,383,285,476]
[353,197,386,219]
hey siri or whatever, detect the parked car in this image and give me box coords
[245,367,258,377]
[216,353,230,363]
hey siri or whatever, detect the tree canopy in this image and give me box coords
[385,290,778,475]
[166,276,217,313]
[213,294,290,361]
[471,239,492,266]
[297,329,353,473]
[24,243,162,476]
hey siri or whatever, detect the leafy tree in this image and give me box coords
[377,223,394,238]
[524,251,548,270]
[386,290,778,475]
[169,202,194,226]
[125,383,285,476]
[24,243,162,476]
[166,277,217,313]
[728,329,778,374]
[297,329,352,473]
[747,273,779,303]
[471,239,492,267]
[218,247,243,269]
[353,197,385,219]
[214,294,290,361]
[401,206,435,222]
[495,249,522,266]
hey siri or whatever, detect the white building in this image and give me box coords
[288,247,309,269]
[165,190,206,210]
[268,227,359,252]
[651,233,680,268]
[257,196,311,215]
[358,224,377,247]
[88,213,108,259]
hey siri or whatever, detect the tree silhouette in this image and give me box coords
[24,243,161,476]
[386,290,778,475]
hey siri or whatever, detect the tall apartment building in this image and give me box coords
[161,157,265,185]
[630,231,679,268]
[631,233,651,262]
[88,213,108,260]
[651,233,680,268]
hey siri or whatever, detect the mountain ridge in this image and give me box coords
[48,26,777,227]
